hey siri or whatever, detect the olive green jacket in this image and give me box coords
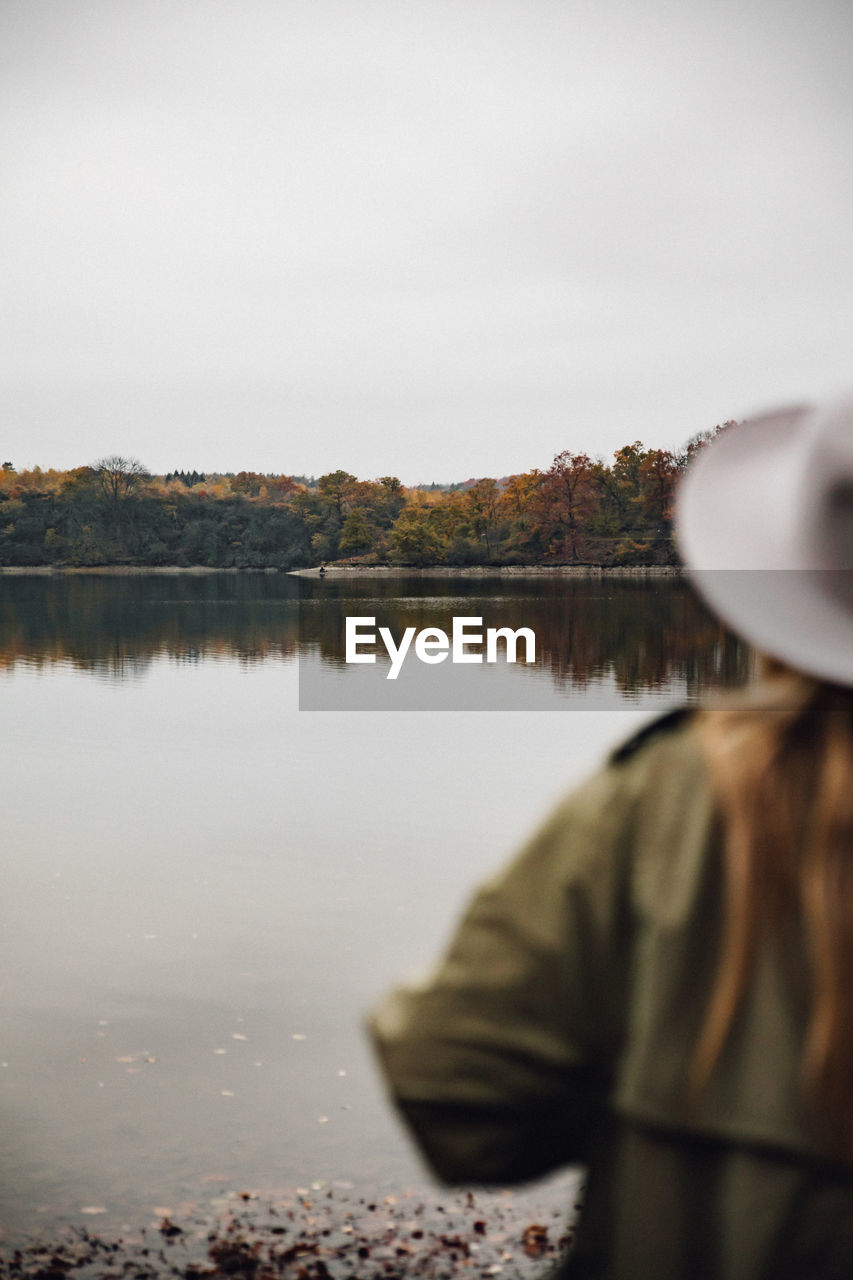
[368,712,853,1278]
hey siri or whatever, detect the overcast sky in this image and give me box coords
[3,0,853,484]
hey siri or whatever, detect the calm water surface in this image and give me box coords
[0,574,750,1243]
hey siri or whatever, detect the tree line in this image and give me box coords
[0,428,729,569]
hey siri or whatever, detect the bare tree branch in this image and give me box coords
[93,455,150,503]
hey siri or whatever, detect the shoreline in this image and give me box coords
[0,1182,578,1278]
[1,563,682,578]
[292,564,681,578]
[0,565,266,576]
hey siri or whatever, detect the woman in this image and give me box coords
[368,396,853,1278]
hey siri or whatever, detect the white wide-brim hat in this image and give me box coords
[675,392,853,687]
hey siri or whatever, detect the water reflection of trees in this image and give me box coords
[0,575,302,676]
[530,582,751,695]
[0,574,751,695]
[300,579,752,697]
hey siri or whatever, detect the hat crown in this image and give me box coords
[674,389,853,686]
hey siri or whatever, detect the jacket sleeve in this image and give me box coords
[367,762,638,1184]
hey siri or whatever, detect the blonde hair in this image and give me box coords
[691,660,853,1159]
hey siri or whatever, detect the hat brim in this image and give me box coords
[675,405,853,686]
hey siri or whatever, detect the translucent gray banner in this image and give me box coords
[295,573,772,711]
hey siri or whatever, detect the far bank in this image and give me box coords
[0,563,683,578]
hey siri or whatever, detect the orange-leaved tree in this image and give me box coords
[537,451,596,562]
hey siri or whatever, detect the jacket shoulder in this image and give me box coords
[609,707,695,765]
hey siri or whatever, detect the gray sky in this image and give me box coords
[3,0,853,484]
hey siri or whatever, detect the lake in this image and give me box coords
[0,572,751,1246]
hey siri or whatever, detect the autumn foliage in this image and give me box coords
[0,429,730,569]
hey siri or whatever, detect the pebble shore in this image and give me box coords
[0,1185,581,1279]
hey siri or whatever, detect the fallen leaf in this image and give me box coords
[522,1223,549,1257]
